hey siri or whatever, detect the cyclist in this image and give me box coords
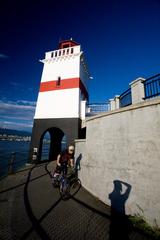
[56,145,75,178]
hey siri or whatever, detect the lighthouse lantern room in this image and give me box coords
[29,39,91,162]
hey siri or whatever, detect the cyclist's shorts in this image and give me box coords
[67,166,75,179]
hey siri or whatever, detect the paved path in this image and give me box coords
[0,162,153,240]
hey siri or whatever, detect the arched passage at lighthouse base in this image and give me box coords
[28,118,81,163]
[39,127,64,161]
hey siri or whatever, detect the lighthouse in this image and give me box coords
[29,39,91,162]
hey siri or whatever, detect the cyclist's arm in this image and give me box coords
[57,154,61,166]
[70,158,74,167]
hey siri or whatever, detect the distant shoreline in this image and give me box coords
[0,138,31,142]
[0,137,51,143]
[0,134,31,142]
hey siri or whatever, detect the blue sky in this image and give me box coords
[0,0,160,131]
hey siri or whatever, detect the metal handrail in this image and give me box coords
[119,87,132,108]
[0,151,29,178]
[144,74,160,99]
[86,102,110,116]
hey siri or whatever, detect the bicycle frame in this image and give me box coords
[59,164,70,199]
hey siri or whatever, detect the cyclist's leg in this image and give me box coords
[60,178,70,199]
[60,162,70,199]
[61,162,68,176]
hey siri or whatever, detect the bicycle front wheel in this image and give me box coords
[60,179,70,200]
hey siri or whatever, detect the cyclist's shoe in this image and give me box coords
[52,173,60,187]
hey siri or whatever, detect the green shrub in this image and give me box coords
[128,215,160,239]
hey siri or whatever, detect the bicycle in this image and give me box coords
[59,165,81,200]
[52,163,81,199]
[59,164,70,200]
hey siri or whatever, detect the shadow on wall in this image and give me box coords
[75,153,82,176]
[108,180,132,240]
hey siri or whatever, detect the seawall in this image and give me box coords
[75,97,160,227]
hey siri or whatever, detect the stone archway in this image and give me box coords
[38,127,65,162]
[28,118,80,163]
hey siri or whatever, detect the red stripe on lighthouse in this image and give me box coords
[40,78,79,91]
[39,77,88,100]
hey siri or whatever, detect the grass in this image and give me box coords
[128,215,160,239]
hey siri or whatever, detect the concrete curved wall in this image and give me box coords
[75,97,160,227]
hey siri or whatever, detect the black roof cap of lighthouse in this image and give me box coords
[58,38,80,49]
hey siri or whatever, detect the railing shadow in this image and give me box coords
[0,163,48,194]
[108,180,132,240]
[23,165,51,239]
[1,160,154,240]
[21,162,82,239]
[21,163,62,240]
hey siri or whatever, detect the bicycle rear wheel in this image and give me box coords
[70,178,81,196]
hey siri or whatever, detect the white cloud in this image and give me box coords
[0,121,33,131]
[10,81,21,87]
[16,100,36,106]
[1,116,34,121]
[0,100,36,111]
[0,53,10,59]
[0,99,36,131]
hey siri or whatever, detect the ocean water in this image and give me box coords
[0,141,50,178]
[0,140,67,178]
[0,141,30,178]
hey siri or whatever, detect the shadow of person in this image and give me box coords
[75,153,82,176]
[108,180,132,240]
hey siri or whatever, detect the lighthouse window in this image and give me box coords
[63,44,69,48]
[55,51,57,57]
[57,77,61,86]
[59,50,61,56]
[71,48,74,54]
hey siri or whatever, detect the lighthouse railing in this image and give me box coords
[45,45,80,59]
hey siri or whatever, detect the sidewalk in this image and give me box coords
[0,162,153,240]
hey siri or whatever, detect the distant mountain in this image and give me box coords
[0,128,31,136]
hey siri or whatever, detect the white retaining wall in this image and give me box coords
[75,97,160,227]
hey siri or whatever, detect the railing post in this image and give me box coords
[32,148,38,161]
[109,95,120,110]
[8,152,16,174]
[129,77,145,104]
[109,98,116,110]
[114,95,120,109]
[106,100,111,111]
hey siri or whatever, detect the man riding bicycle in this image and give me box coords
[56,145,75,179]
[52,145,80,198]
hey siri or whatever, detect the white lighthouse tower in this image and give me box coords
[29,39,91,162]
